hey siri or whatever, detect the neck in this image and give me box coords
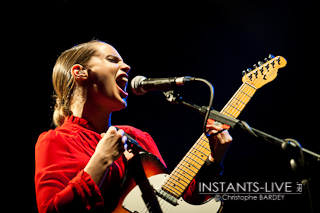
[71,96,112,134]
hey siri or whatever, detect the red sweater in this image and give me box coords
[35,116,205,213]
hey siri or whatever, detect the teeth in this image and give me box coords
[122,77,128,82]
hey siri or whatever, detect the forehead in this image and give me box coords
[94,42,122,59]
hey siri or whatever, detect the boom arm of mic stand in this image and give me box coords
[163,90,320,161]
[163,91,319,213]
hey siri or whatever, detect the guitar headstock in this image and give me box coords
[242,54,287,89]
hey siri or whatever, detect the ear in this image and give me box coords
[71,64,88,81]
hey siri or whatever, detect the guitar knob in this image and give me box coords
[258,61,264,66]
[268,54,275,59]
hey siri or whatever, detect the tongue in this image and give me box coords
[116,80,128,97]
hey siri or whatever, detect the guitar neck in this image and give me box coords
[220,82,257,118]
[161,82,257,198]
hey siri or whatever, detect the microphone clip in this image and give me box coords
[163,90,182,105]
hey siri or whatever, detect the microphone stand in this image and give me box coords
[163,90,320,213]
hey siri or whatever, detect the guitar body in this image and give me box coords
[112,152,221,213]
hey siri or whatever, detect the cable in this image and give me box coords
[283,138,305,167]
[194,78,214,136]
[240,120,258,137]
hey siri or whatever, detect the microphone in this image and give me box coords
[130,75,195,95]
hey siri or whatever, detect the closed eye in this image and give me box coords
[106,55,121,63]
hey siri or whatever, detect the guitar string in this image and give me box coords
[156,136,211,213]
[224,76,260,116]
[222,83,256,118]
[221,83,247,118]
[157,136,211,212]
[156,131,225,212]
[224,85,254,118]
[162,136,211,195]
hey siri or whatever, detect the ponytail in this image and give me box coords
[52,40,100,126]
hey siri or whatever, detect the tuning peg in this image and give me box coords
[268,54,275,59]
[253,64,257,68]
[258,61,264,66]
[264,58,268,62]
[242,68,251,76]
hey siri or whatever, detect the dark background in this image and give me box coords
[16,0,319,212]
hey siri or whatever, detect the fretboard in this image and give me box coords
[161,82,257,198]
[220,82,257,118]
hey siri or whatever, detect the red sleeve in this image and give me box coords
[35,131,103,213]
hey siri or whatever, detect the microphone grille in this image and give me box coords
[130,75,147,95]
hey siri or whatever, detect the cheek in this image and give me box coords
[89,69,115,98]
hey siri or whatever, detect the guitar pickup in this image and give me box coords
[155,188,179,206]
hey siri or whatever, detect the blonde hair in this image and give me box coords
[52,40,101,126]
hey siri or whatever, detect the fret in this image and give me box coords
[174,170,192,182]
[196,140,211,152]
[171,173,189,185]
[234,97,246,105]
[166,179,186,191]
[244,81,257,90]
[188,151,207,162]
[227,103,242,112]
[221,83,257,118]
[239,90,252,98]
[162,185,180,197]
[181,159,199,171]
[221,110,236,118]
[192,146,207,156]
[185,155,203,166]
[174,168,194,180]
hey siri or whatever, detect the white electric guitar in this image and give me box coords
[111,55,287,213]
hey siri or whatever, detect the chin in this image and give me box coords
[114,98,128,111]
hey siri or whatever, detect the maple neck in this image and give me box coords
[161,82,257,198]
[161,133,211,198]
[220,82,257,118]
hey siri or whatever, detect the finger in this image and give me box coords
[206,124,223,131]
[106,126,117,135]
[206,129,218,135]
[122,136,128,150]
[223,131,233,142]
[122,135,127,144]
[117,129,125,137]
[100,133,106,138]
[218,130,233,144]
[216,132,224,143]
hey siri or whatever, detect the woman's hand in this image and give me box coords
[206,121,233,165]
[84,126,127,187]
[96,127,127,165]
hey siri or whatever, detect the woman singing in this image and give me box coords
[35,40,232,213]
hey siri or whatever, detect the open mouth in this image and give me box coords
[116,74,129,98]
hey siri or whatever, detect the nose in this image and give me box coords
[120,63,131,74]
